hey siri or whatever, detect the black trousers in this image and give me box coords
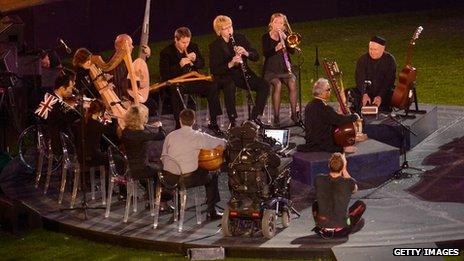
[312,200,366,238]
[163,168,220,211]
[169,81,222,128]
[217,73,270,121]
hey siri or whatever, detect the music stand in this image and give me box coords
[388,113,425,179]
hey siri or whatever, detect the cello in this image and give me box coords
[323,59,356,147]
[390,26,423,110]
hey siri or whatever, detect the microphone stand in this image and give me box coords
[314,46,320,79]
[387,113,424,179]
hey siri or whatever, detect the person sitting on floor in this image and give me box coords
[312,152,366,238]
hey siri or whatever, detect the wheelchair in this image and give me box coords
[221,154,295,239]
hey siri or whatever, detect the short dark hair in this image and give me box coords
[54,68,76,90]
[174,27,192,40]
[329,153,345,173]
[179,108,195,126]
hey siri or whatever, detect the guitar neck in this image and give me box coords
[405,44,414,68]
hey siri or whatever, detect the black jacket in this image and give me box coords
[209,33,259,83]
[302,98,357,152]
[159,42,205,81]
[122,126,166,174]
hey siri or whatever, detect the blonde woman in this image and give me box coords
[122,104,165,180]
[262,13,299,126]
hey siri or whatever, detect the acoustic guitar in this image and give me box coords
[198,146,224,171]
[390,26,423,109]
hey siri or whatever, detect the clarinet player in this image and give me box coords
[209,15,270,128]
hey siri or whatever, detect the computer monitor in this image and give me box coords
[264,129,290,150]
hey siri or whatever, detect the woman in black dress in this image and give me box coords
[262,13,299,126]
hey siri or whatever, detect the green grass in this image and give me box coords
[102,8,463,106]
[0,229,313,260]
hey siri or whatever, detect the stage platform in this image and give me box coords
[291,139,400,186]
[363,104,438,151]
[1,104,464,260]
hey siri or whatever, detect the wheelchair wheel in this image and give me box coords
[221,207,233,237]
[262,209,277,239]
[281,208,290,228]
[18,125,62,174]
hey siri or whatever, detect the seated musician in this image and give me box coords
[159,27,222,132]
[82,99,124,172]
[312,153,366,238]
[73,48,101,99]
[209,15,270,128]
[111,34,151,102]
[122,104,165,185]
[350,36,397,113]
[91,34,155,115]
[298,78,359,154]
[262,13,299,126]
[161,109,226,220]
[34,69,81,155]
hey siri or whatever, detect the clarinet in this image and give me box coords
[229,33,254,106]
[229,34,249,78]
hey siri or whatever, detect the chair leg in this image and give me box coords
[173,188,179,222]
[153,183,162,229]
[123,181,133,223]
[70,166,80,208]
[35,150,44,188]
[194,187,202,225]
[58,165,67,204]
[100,166,106,205]
[105,180,114,218]
[44,153,54,194]
[132,181,138,213]
[90,167,96,200]
[147,178,155,216]
[178,188,187,232]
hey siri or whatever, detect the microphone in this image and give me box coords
[58,38,72,54]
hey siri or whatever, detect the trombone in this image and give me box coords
[284,19,301,51]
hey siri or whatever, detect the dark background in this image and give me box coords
[5,0,463,52]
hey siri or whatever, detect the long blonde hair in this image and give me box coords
[124,104,148,130]
[268,13,290,32]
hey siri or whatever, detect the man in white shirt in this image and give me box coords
[161,109,226,219]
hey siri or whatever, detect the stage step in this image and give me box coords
[291,139,400,186]
[363,105,438,150]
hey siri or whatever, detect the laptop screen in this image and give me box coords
[264,129,290,149]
